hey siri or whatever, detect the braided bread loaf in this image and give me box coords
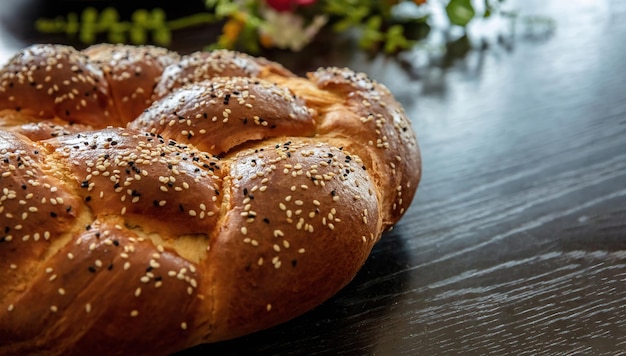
[0,43,421,355]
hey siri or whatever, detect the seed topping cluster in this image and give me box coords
[132,77,315,155]
[0,44,420,353]
[228,141,379,271]
[0,44,114,126]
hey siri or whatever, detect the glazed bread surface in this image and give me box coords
[0,43,421,355]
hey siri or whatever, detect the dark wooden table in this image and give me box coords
[2,0,626,354]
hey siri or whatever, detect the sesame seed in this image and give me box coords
[130,310,139,317]
[181,322,188,330]
[50,305,58,312]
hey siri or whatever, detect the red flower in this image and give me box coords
[265,0,317,12]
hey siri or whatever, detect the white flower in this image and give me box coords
[259,7,328,51]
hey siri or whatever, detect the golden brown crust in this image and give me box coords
[0,44,421,355]
[308,67,421,228]
[83,44,180,124]
[0,44,118,127]
[153,50,295,100]
[130,77,316,155]
[2,218,203,356]
[207,140,381,341]
[0,109,93,141]
[46,128,224,237]
[0,131,84,348]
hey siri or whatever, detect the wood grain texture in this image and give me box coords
[1,0,626,354]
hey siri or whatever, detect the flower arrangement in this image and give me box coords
[35,0,504,54]
[206,0,434,53]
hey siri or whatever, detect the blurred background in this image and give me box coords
[2,0,626,355]
[0,0,556,71]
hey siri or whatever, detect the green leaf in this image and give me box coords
[332,5,369,32]
[129,25,147,44]
[237,22,261,54]
[446,0,476,27]
[358,16,384,50]
[168,13,217,30]
[153,28,171,46]
[108,23,127,43]
[323,0,355,15]
[66,13,79,35]
[365,15,382,31]
[97,7,119,31]
[215,2,239,18]
[384,25,413,54]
